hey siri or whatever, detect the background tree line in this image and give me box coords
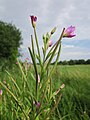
[56,59,90,65]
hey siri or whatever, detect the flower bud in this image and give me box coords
[48,40,53,47]
[38,74,40,83]
[34,101,41,109]
[51,27,56,35]
[30,15,37,28]
[60,84,65,89]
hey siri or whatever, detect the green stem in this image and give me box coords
[44,94,62,120]
[40,29,64,105]
[34,28,42,65]
[43,34,52,65]
[48,42,61,79]
[45,28,65,70]
[31,35,35,58]
[44,28,65,62]
[28,47,38,100]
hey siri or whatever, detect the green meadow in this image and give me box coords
[0,65,90,120]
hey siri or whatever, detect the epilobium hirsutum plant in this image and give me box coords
[28,15,75,119]
[0,15,76,120]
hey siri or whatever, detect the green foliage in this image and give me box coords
[52,65,90,120]
[0,65,90,120]
[0,21,22,69]
[0,22,65,119]
[1,16,88,120]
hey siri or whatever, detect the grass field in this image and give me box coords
[52,65,90,120]
[0,65,90,120]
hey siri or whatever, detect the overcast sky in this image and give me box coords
[0,0,90,61]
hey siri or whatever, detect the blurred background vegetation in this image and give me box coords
[0,21,22,70]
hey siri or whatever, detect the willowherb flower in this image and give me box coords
[34,101,41,109]
[0,90,2,96]
[48,39,53,47]
[63,26,76,38]
[30,15,37,28]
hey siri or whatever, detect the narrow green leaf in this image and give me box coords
[5,70,21,93]
[17,59,30,91]
[44,93,62,120]
[0,81,29,119]
[28,47,38,99]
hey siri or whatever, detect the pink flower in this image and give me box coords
[26,57,29,61]
[33,101,41,109]
[30,15,37,28]
[48,40,53,47]
[16,62,18,64]
[0,90,2,95]
[35,102,41,109]
[63,26,76,38]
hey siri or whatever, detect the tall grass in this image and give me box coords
[52,65,90,120]
[0,65,90,120]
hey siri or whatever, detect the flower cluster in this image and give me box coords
[30,15,76,48]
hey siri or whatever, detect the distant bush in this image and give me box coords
[0,21,22,69]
